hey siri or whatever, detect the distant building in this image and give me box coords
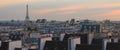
[79,20,101,33]
[70,19,75,26]
[36,19,47,23]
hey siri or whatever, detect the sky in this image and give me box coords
[0,0,120,21]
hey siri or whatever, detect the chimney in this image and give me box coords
[88,33,94,45]
[102,39,111,50]
[68,37,80,50]
[60,34,65,41]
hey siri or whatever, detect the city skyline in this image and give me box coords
[0,0,120,21]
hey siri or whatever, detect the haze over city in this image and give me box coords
[0,0,120,21]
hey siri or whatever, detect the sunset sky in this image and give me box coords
[0,0,120,21]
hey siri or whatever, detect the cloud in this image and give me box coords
[97,10,120,16]
[56,11,77,15]
[32,5,81,14]
[84,9,120,21]
[32,3,120,15]
[0,0,52,8]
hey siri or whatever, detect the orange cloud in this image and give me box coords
[87,9,120,21]
[58,5,82,11]
[57,11,77,15]
[90,3,120,9]
[32,3,120,14]
[32,5,84,14]
[95,10,120,16]
[32,9,55,14]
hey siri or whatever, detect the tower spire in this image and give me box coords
[25,4,30,22]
